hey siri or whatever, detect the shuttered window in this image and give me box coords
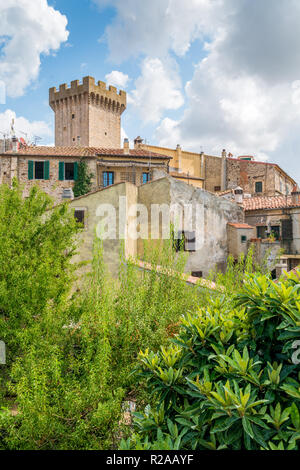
[59,162,78,181]
[28,161,34,180]
[281,219,293,240]
[59,162,65,181]
[28,160,50,180]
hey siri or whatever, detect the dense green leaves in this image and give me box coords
[123,271,300,450]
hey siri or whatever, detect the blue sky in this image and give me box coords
[1,0,300,183]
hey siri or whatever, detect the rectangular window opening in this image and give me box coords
[103,171,114,187]
[255,181,263,193]
[35,161,44,180]
[173,231,197,253]
[65,162,75,181]
[74,209,85,226]
[192,271,203,278]
[142,172,151,185]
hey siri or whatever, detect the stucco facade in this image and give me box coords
[66,176,244,278]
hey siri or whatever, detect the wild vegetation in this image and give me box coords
[0,183,299,450]
[0,183,201,449]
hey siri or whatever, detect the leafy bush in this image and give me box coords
[73,160,94,197]
[0,208,203,449]
[122,270,300,450]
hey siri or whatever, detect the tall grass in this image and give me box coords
[0,238,204,450]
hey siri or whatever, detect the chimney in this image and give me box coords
[134,136,143,149]
[176,144,182,171]
[221,149,227,191]
[234,186,244,204]
[62,188,74,200]
[123,138,130,155]
[200,151,205,179]
[291,185,300,205]
[12,136,18,153]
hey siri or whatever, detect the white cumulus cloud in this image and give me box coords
[105,70,130,89]
[129,57,184,124]
[0,109,52,144]
[0,0,69,98]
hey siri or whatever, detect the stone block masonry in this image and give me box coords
[49,76,127,148]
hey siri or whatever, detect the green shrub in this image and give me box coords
[122,270,300,450]
[0,228,203,449]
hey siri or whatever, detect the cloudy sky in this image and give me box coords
[1,0,300,182]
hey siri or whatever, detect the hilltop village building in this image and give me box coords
[0,75,299,277]
[135,139,296,197]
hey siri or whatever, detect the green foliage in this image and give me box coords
[0,182,79,365]
[73,159,94,197]
[0,200,201,449]
[122,270,300,450]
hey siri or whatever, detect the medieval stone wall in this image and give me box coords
[0,155,97,201]
[49,77,126,148]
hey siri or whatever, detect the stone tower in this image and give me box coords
[49,76,127,148]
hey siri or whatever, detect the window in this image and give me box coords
[74,209,85,226]
[65,162,75,180]
[103,171,114,187]
[173,231,197,252]
[28,160,50,181]
[241,235,247,244]
[35,161,45,180]
[257,226,267,239]
[142,172,151,185]
[255,181,263,193]
[214,186,221,192]
[271,226,280,240]
[185,232,196,252]
[192,271,203,278]
[121,172,135,184]
[59,162,78,181]
[72,114,75,119]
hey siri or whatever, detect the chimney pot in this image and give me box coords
[234,186,244,204]
[12,136,18,153]
[123,138,130,154]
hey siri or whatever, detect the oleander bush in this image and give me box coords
[121,270,300,450]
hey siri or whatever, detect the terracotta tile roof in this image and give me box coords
[215,189,234,196]
[228,223,254,229]
[243,195,300,211]
[3,146,171,160]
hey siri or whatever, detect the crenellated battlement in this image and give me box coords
[49,76,126,114]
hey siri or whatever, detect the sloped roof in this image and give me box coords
[228,223,254,229]
[3,146,171,160]
[243,195,300,211]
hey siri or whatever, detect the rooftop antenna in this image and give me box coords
[16,129,29,144]
[33,136,42,146]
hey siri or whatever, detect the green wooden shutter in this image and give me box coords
[28,160,34,180]
[74,162,78,181]
[44,161,50,180]
[59,162,65,181]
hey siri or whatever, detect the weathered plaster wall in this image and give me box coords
[227,225,256,259]
[168,178,244,276]
[69,182,137,278]
[139,177,244,276]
